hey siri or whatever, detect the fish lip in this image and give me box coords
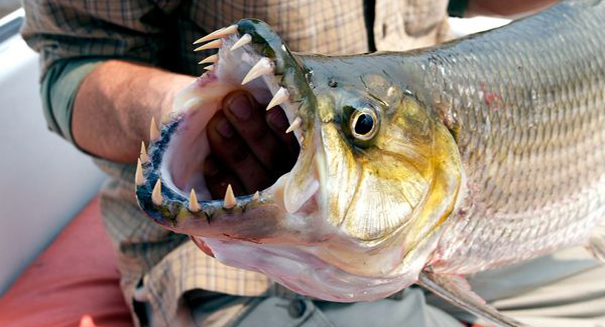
[136,19,324,238]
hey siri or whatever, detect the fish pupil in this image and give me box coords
[355,114,374,135]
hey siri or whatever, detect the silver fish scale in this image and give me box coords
[416,0,605,273]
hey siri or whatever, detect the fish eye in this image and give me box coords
[350,109,378,141]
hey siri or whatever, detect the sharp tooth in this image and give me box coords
[266,87,289,111]
[252,191,259,201]
[193,25,238,45]
[192,24,238,44]
[161,110,174,124]
[135,158,145,186]
[193,27,225,44]
[182,98,204,113]
[140,141,149,163]
[230,34,251,51]
[204,64,214,71]
[149,117,160,141]
[193,25,239,44]
[198,54,218,65]
[285,117,302,133]
[285,179,319,214]
[152,179,163,205]
[314,150,327,193]
[189,189,201,212]
[194,39,222,52]
[241,58,273,85]
[221,25,239,36]
[223,184,236,209]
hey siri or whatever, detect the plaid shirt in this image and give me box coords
[22,0,451,326]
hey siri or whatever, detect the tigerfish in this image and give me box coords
[135,1,605,326]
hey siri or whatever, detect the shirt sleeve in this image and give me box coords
[21,0,181,148]
[21,0,180,79]
[41,58,103,146]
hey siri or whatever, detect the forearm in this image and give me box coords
[72,60,195,163]
[466,0,560,17]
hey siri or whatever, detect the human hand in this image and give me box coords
[203,91,300,198]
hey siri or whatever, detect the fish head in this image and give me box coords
[136,19,465,301]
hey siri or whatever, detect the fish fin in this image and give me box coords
[587,220,605,262]
[417,271,532,327]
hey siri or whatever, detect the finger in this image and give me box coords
[266,107,300,165]
[222,91,291,174]
[202,155,245,198]
[206,111,273,193]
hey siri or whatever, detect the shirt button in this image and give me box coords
[287,299,307,318]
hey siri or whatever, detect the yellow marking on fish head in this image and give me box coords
[307,71,464,276]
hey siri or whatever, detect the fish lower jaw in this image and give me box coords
[199,237,420,302]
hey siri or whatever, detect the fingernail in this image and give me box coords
[228,93,252,120]
[267,109,289,131]
[216,118,234,138]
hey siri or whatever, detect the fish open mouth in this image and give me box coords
[135,20,324,241]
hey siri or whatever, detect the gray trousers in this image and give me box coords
[185,287,463,327]
[161,247,605,327]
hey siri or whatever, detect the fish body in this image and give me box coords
[411,2,605,274]
[135,1,605,326]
